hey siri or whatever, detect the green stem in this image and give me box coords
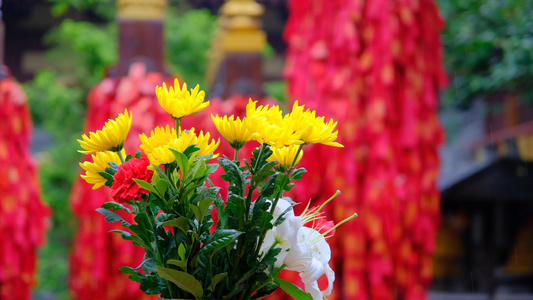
[254,143,268,173]
[287,144,304,177]
[254,188,283,260]
[117,150,125,164]
[175,118,181,138]
[255,145,303,260]
[244,182,256,223]
[230,180,259,291]
[234,147,240,162]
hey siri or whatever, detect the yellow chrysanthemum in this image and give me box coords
[195,130,220,157]
[245,99,302,147]
[211,114,252,149]
[79,150,124,189]
[155,79,210,119]
[167,128,220,158]
[288,101,343,147]
[78,109,132,154]
[267,145,304,169]
[148,146,176,166]
[139,125,178,156]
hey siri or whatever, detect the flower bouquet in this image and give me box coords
[77,79,356,300]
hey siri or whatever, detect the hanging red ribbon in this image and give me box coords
[0,68,50,299]
[282,0,447,299]
[69,64,174,300]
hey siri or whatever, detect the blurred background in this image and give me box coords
[1,0,533,299]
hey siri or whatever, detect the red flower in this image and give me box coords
[111,155,153,203]
[314,218,336,239]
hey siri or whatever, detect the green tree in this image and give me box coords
[438,0,533,108]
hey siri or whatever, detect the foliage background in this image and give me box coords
[437,0,533,109]
[24,1,216,299]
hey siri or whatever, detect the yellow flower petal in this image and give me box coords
[78,109,132,154]
[245,99,301,147]
[79,150,124,189]
[155,79,210,119]
[267,145,304,169]
[288,101,343,147]
[211,114,252,149]
[139,125,178,156]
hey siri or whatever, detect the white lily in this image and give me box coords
[261,198,335,300]
[284,226,334,300]
[261,192,355,300]
[260,198,300,267]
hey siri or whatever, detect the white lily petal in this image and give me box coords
[273,197,294,219]
[260,198,300,268]
[300,258,325,300]
[284,243,312,271]
[289,227,336,299]
[322,265,335,297]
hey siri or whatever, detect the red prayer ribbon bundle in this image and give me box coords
[69,64,173,299]
[282,0,448,299]
[0,69,50,299]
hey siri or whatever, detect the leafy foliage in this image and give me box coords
[95,142,308,299]
[438,0,533,108]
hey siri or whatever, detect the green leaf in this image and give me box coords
[102,202,132,213]
[163,217,190,233]
[259,172,278,199]
[107,162,120,173]
[274,277,312,300]
[201,229,243,255]
[195,153,214,161]
[190,205,201,223]
[206,163,219,174]
[139,274,167,295]
[135,149,142,159]
[273,206,292,226]
[97,171,115,187]
[190,197,214,224]
[198,198,214,220]
[133,179,159,195]
[167,259,187,271]
[152,164,178,195]
[96,208,131,227]
[158,267,204,300]
[139,258,158,274]
[155,178,169,197]
[120,266,142,282]
[110,230,151,250]
[188,159,207,181]
[109,229,134,240]
[290,167,307,180]
[178,243,187,261]
[252,161,278,183]
[183,145,200,157]
[218,157,246,196]
[169,148,190,174]
[208,272,227,292]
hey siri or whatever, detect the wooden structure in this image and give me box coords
[112,0,166,77]
[207,0,266,98]
[436,94,533,298]
[0,1,5,80]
